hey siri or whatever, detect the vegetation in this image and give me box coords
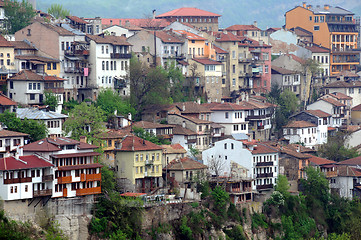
[44,91,59,112]
[62,99,79,115]
[47,3,70,19]
[0,111,47,142]
[317,131,359,162]
[4,0,36,34]
[63,102,106,144]
[132,126,171,145]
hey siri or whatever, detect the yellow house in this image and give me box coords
[174,30,216,60]
[115,135,163,193]
[0,35,16,85]
[285,3,359,75]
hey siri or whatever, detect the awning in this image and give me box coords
[64,55,81,61]
[30,60,45,65]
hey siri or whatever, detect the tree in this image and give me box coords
[318,131,359,162]
[0,111,47,142]
[4,0,36,34]
[96,89,135,121]
[47,4,70,19]
[44,91,58,112]
[301,167,330,206]
[132,126,170,145]
[275,174,290,197]
[63,102,106,144]
[167,61,186,103]
[129,57,171,118]
[208,155,226,180]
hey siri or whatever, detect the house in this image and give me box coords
[84,34,132,100]
[168,113,212,151]
[283,120,318,148]
[16,108,68,138]
[285,3,359,74]
[161,143,187,167]
[307,98,347,127]
[22,136,102,198]
[174,101,212,120]
[0,155,54,201]
[225,23,270,44]
[320,92,352,123]
[132,121,173,140]
[170,124,197,152]
[290,110,330,145]
[297,43,330,77]
[102,24,142,38]
[165,157,207,200]
[323,80,361,108]
[156,7,221,31]
[0,35,17,85]
[0,93,17,113]
[141,104,181,123]
[114,135,163,193]
[351,104,361,125]
[0,127,28,158]
[329,165,361,199]
[271,66,302,98]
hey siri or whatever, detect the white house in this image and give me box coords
[307,98,346,127]
[283,120,318,148]
[0,127,28,158]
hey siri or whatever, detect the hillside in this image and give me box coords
[36,0,361,29]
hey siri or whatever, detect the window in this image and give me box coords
[314,16,319,22]
[225,112,229,119]
[25,185,28,192]
[30,94,35,100]
[224,143,227,149]
[314,26,320,31]
[29,83,32,90]
[61,42,65,51]
[265,65,269,73]
[101,46,104,54]
[232,51,236,59]
[231,143,234,149]
[232,64,235,74]
[37,83,40,90]
[53,63,57,70]
[233,125,239,131]
[102,61,105,70]
[320,16,324,22]
[232,78,236,86]
[6,59,10,65]
[47,63,51,70]
[309,16,312,21]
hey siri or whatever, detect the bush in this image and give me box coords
[179,216,193,240]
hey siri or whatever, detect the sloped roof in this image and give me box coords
[174,30,206,40]
[161,144,187,154]
[174,101,212,114]
[171,113,212,124]
[167,157,207,170]
[156,7,221,17]
[304,110,331,118]
[225,24,260,31]
[40,22,75,36]
[171,124,197,136]
[152,31,183,43]
[291,27,313,37]
[321,97,345,107]
[304,44,330,53]
[251,143,278,154]
[271,66,297,75]
[287,54,306,64]
[15,55,60,63]
[309,5,354,15]
[133,121,173,129]
[327,92,352,100]
[16,108,68,120]
[336,165,361,177]
[215,32,240,42]
[22,137,98,152]
[203,102,249,111]
[305,154,336,165]
[284,120,316,128]
[0,35,14,48]
[86,35,131,46]
[352,104,361,111]
[0,155,53,171]
[0,129,28,138]
[101,18,170,29]
[98,128,132,139]
[325,80,361,88]
[117,135,162,151]
[213,44,228,54]
[11,41,36,50]
[66,16,88,24]
[192,58,222,65]
[338,156,361,166]
[0,93,17,106]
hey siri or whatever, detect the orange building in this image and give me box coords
[285,3,359,75]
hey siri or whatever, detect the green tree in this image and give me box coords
[4,0,36,34]
[301,167,330,206]
[129,56,171,118]
[275,174,290,197]
[62,99,79,115]
[0,111,47,142]
[132,126,170,145]
[63,102,106,144]
[318,131,359,162]
[167,61,186,103]
[44,91,58,112]
[47,4,70,19]
[96,88,135,121]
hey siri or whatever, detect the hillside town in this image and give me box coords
[1,1,361,239]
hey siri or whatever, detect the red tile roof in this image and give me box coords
[15,55,59,63]
[225,24,260,31]
[174,30,206,40]
[118,135,163,151]
[174,101,212,114]
[338,156,361,166]
[271,66,297,75]
[156,8,221,17]
[161,144,187,154]
[166,157,207,170]
[11,41,36,50]
[0,155,53,171]
[22,137,98,152]
[321,97,345,107]
[327,92,352,100]
[51,152,100,159]
[152,31,183,43]
[0,35,14,48]
[98,128,132,139]
[171,113,212,124]
[0,93,17,106]
[66,16,88,24]
[284,120,316,128]
[213,45,228,54]
[101,18,170,29]
[203,102,249,111]
[133,121,173,129]
[305,154,335,165]
[304,44,330,53]
[251,143,278,154]
[192,58,222,65]
[0,129,28,137]
[287,54,306,64]
[171,124,197,136]
[86,35,131,46]
[215,32,240,42]
[352,104,361,111]
[304,110,331,118]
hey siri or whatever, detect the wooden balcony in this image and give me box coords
[33,189,52,197]
[57,176,72,184]
[4,177,32,184]
[42,175,54,182]
[256,184,273,190]
[256,162,273,167]
[257,172,273,178]
[76,186,101,196]
[325,171,337,178]
[110,53,132,59]
[85,173,101,181]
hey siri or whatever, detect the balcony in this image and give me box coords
[239,58,251,63]
[256,162,273,167]
[85,173,102,181]
[257,125,265,130]
[3,177,31,184]
[76,186,101,196]
[64,67,83,74]
[145,160,154,165]
[246,113,272,121]
[42,175,54,182]
[256,184,273,190]
[65,49,89,56]
[57,176,72,184]
[257,172,273,178]
[110,53,132,59]
[33,189,52,197]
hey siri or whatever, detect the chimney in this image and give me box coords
[296,145,300,152]
[236,98,240,104]
[15,145,23,159]
[307,5,312,9]
[324,5,330,10]
[182,103,185,111]
[128,113,132,121]
[197,98,201,104]
[79,136,87,143]
[182,121,186,128]
[152,9,156,19]
[302,2,306,8]
[253,21,257,28]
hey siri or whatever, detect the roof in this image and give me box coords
[120,192,146,197]
[51,152,100,159]
[271,66,297,75]
[192,58,222,65]
[170,113,212,124]
[152,31,183,44]
[0,35,14,48]
[308,5,354,15]
[86,35,131,46]
[171,124,197,136]
[40,22,75,36]
[156,7,221,18]
[22,137,98,152]
[304,44,330,53]
[304,110,331,118]
[339,156,361,166]
[284,120,317,128]
[101,18,170,29]
[336,165,361,177]
[17,108,68,120]
[325,80,361,88]
[9,70,63,81]
[225,24,260,31]
[0,129,28,138]
[213,45,228,54]
[326,92,352,100]
[305,154,336,166]
[203,102,249,111]
[352,104,361,111]
[66,16,88,24]
[15,55,60,63]
[166,157,207,170]
[174,101,212,114]
[0,93,17,106]
[57,162,102,171]
[161,144,187,154]
[117,135,163,151]
[291,27,313,37]
[174,30,206,41]
[133,121,173,129]
[11,41,36,50]
[251,143,278,154]
[215,32,240,42]
[287,54,306,65]
[0,155,53,171]
[98,128,132,139]
[320,97,346,107]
